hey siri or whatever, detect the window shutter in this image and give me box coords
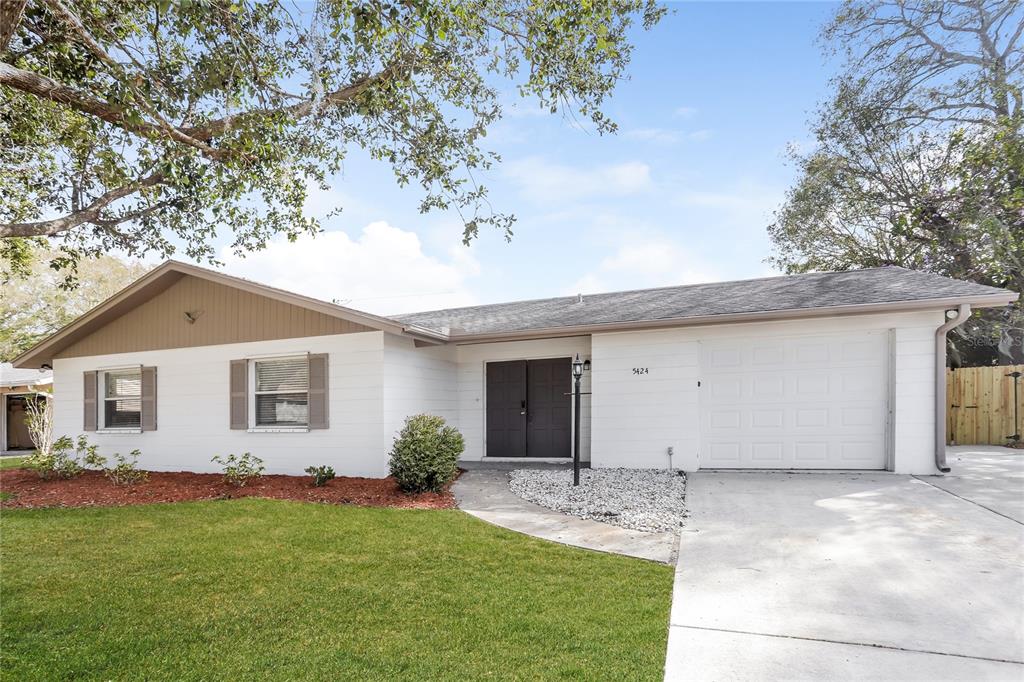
[83,371,98,431]
[308,354,329,430]
[141,366,157,431]
[230,360,248,430]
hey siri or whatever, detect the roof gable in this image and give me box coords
[13,261,439,368]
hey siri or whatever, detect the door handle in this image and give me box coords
[521,400,527,415]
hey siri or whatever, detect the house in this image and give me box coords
[1,363,53,455]
[12,261,1016,477]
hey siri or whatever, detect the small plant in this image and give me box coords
[26,435,84,480]
[388,414,464,494]
[24,393,53,459]
[304,465,336,487]
[212,452,265,487]
[105,450,148,486]
[80,437,107,470]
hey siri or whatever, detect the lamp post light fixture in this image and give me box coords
[571,354,589,486]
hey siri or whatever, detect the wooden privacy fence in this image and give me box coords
[947,365,1024,446]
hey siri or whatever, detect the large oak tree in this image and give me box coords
[0,0,663,275]
[769,0,1023,365]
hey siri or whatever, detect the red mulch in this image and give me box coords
[0,468,455,510]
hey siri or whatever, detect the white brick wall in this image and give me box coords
[49,309,946,477]
[52,331,388,477]
[382,334,458,450]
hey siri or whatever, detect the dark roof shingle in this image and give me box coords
[395,267,1013,336]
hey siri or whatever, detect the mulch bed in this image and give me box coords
[0,468,455,510]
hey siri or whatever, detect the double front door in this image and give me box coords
[486,358,572,458]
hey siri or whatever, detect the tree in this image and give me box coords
[0,249,150,360]
[0,0,664,277]
[769,0,1023,365]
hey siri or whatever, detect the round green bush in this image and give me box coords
[388,414,464,493]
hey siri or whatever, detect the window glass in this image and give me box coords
[103,369,141,429]
[254,357,308,426]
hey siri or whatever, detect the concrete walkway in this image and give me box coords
[665,447,1024,681]
[453,469,677,563]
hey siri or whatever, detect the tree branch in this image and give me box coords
[0,56,414,149]
[0,172,165,238]
[180,57,415,141]
[0,61,164,135]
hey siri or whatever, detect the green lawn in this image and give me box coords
[0,499,673,681]
[0,456,26,470]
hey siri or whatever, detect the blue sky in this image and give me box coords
[215,1,840,315]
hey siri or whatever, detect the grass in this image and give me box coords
[0,456,26,470]
[0,499,673,681]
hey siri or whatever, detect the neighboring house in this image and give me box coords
[12,261,1017,477]
[1,363,52,455]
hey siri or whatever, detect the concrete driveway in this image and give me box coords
[665,447,1024,681]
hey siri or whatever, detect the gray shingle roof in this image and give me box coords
[395,267,1013,337]
[0,363,52,388]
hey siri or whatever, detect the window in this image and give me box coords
[253,356,309,427]
[102,368,141,429]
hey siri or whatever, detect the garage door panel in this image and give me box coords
[700,332,887,470]
[751,442,784,462]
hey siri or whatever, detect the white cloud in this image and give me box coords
[504,157,652,203]
[565,240,722,295]
[217,221,480,315]
[686,129,713,142]
[673,106,698,118]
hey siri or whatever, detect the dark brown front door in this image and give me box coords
[526,358,572,458]
[485,360,527,457]
[485,358,571,458]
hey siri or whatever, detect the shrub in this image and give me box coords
[80,439,107,470]
[24,393,53,459]
[305,465,336,487]
[26,435,84,480]
[105,450,148,486]
[212,452,264,487]
[388,414,464,493]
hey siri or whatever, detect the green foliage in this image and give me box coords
[388,414,464,493]
[1,0,664,277]
[304,465,336,487]
[212,452,265,487]
[769,0,1023,364]
[0,491,13,502]
[104,450,148,486]
[0,249,150,360]
[81,444,107,470]
[25,435,83,480]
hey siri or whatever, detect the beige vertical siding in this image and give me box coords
[56,275,373,358]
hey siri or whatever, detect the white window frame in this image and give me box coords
[97,365,143,433]
[247,353,310,433]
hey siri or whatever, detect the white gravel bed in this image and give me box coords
[507,468,687,533]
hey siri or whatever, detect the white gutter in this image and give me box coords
[934,304,972,473]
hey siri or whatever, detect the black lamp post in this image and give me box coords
[571,354,586,486]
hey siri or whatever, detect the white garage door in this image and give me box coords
[699,331,888,470]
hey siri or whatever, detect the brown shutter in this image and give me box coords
[230,360,248,429]
[83,371,98,431]
[141,366,157,431]
[308,353,329,429]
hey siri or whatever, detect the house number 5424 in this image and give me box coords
[632,367,649,375]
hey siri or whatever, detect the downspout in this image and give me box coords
[934,304,971,473]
